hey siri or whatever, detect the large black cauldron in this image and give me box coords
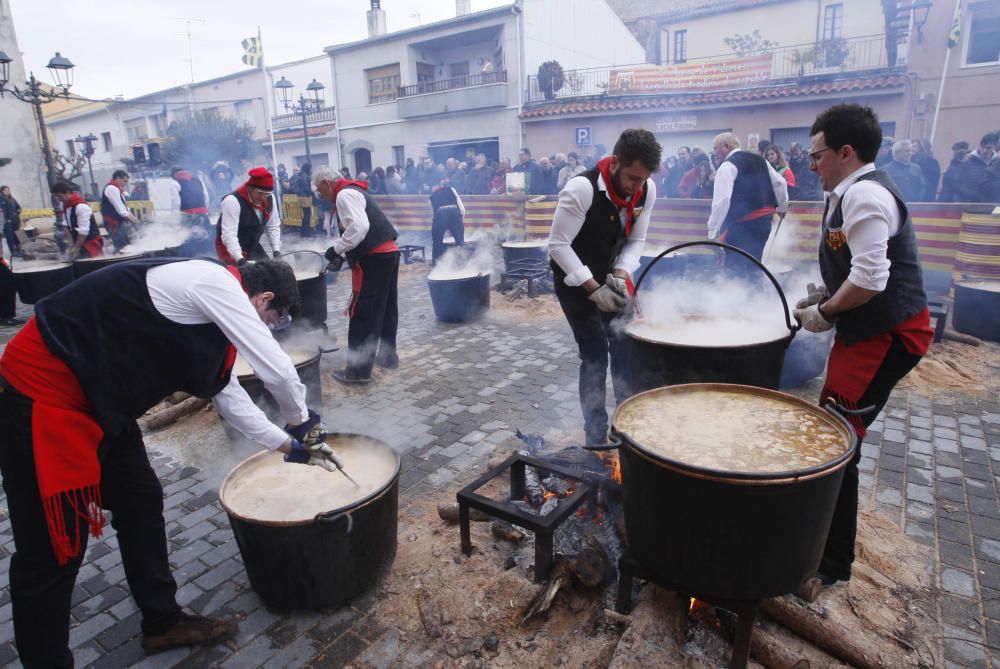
[72,249,145,279]
[219,435,399,610]
[281,250,333,330]
[602,383,855,602]
[627,242,799,392]
[953,279,1000,342]
[11,261,74,304]
[428,273,490,323]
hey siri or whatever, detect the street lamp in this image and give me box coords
[74,133,98,200]
[273,76,326,164]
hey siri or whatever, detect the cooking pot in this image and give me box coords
[627,241,799,392]
[72,249,146,279]
[11,260,75,304]
[953,279,1000,342]
[427,273,490,323]
[219,434,399,610]
[281,250,333,330]
[228,346,326,428]
[596,383,855,602]
[500,240,547,269]
[144,245,183,258]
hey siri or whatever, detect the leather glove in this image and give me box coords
[605,273,628,297]
[588,284,629,313]
[325,252,344,272]
[283,438,346,473]
[236,257,249,268]
[285,409,327,447]
[273,250,282,259]
[795,282,829,310]
[793,303,835,333]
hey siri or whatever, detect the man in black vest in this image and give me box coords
[429,178,466,263]
[51,181,103,258]
[170,166,213,257]
[314,165,401,384]
[793,104,933,587]
[100,170,140,252]
[215,167,282,266]
[548,129,661,446]
[0,258,335,665]
[707,132,788,277]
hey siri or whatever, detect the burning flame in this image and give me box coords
[543,491,557,501]
[688,597,697,614]
[596,452,623,484]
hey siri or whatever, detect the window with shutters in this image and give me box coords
[964,1,1000,66]
[366,63,401,104]
[674,30,687,63]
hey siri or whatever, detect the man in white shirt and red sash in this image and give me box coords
[100,170,140,252]
[547,129,661,446]
[793,104,932,587]
[51,181,103,259]
[215,167,282,266]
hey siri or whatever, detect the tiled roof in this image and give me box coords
[519,74,907,120]
[605,0,787,23]
[269,124,336,142]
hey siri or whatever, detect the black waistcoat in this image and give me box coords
[34,257,235,436]
[68,203,101,243]
[818,170,927,345]
[99,186,126,226]
[429,186,459,213]
[177,176,207,211]
[550,168,649,284]
[338,186,398,265]
[216,192,272,251]
[725,151,778,224]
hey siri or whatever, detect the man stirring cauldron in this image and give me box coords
[0,258,337,665]
[794,104,932,587]
[50,181,103,259]
[548,128,661,446]
[216,166,283,266]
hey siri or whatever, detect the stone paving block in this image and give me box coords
[941,540,976,571]
[219,633,279,669]
[74,585,130,624]
[942,622,988,669]
[939,518,973,545]
[942,568,977,597]
[95,610,140,652]
[310,632,369,668]
[175,581,205,607]
[128,646,192,668]
[171,520,218,547]
[69,612,115,648]
[263,634,316,669]
[233,606,283,644]
[352,629,403,669]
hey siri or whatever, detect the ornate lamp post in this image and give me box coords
[74,133,98,200]
[274,76,326,164]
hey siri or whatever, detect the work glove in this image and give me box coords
[285,409,327,447]
[283,438,346,473]
[793,303,835,333]
[236,257,249,268]
[324,247,345,272]
[604,273,629,297]
[273,250,282,260]
[795,282,829,310]
[588,284,629,313]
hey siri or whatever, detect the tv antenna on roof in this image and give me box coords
[167,17,206,83]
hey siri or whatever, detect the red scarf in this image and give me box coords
[105,180,124,194]
[67,192,88,209]
[597,157,643,237]
[332,178,369,200]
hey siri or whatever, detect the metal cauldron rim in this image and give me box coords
[611,383,856,484]
[426,272,490,284]
[624,321,794,351]
[233,346,322,382]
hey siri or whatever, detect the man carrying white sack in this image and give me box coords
[794,103,932,587]
[548,128,661,446]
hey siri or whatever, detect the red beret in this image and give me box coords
[247,166,274,191]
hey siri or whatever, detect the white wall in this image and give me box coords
[521,0,646,73]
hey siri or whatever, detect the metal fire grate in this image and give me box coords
[499,259,551,296]
[457,453,595,582]
[398,244,426,265]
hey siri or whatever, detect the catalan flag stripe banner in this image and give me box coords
[947,5,962,48]
[242,36,262,67]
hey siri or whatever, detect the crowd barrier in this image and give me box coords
[22,200,155,224]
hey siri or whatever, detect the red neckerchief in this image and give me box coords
[105,180,124,194]
[597,157,643,236]
[332,178,369,200]
[67,192,88,209]
[234,182,270,215]
[174,171,193,181]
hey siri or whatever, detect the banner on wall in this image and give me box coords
[654,115,698,132]
[608,55,772,95]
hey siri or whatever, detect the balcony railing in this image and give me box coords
[525,34,905,103]
[398,70,507,98]
[271,106,336,129]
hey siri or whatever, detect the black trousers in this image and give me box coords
[347,251,400,379]
[555,279,631,444]
[723,214,772,279]
[818,334,923,581]
[0,261,16,319]
[3,221,20,255]
[0,388,182,668]
[300,207,313,236]
[431,208,464,262]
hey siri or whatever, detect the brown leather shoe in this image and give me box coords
[141,613,238,655]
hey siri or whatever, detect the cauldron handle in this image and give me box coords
[314,509,354,532]
[820,398,877,418]
[280,249,330,277]
[583,431,622,452]
[632,240,801,336]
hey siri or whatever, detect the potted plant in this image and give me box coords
[537,60,565,100]
[814,38,849,68]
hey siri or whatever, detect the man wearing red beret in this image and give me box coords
[216,167,282,265]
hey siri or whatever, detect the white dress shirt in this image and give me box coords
[146,259,309,448]
[824,163,900,292]
[168,178,211,213]
[707,149,789,239]
[548,173,657,287]
[329,188,371,257]
[218,193,282,260]
[102,184,131,218]
[73,203,94,236]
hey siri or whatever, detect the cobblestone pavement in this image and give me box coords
[0,254,998,668]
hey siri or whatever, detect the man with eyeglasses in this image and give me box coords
[215,166,283,266]
[0,257,336,664]
[793,103,932,588]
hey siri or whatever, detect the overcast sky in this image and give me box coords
[9,0,512,100]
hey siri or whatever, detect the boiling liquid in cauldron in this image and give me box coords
[293,270,320,281]
[10,261,71,273]
[221,435,396,522]
[232,347,317,378]
[615,388,849,473]
[427,267,484,281]
[626,314,788,347]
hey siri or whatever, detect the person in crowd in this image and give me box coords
[794,103,932,588]
[491,158,512,195]
[314,165,400,384]
[51,181,103,259]
[292,162,315,237]
[340,167,353,180]
[660,146,691,198]
[169,167,213,257]
[0,255,333,666]
[707,132,789,275]
[429,178,466,263]
[766,145,798,191]
[443,158,465,194]
[401,158,419,194]
[215,167,282,266]
[209,161,235,211]
[911,139,941,201]
[100,170,140,252]
[689,154,715,199]
[553,153,567,175]
[756,139,771,157]
[557,152,587,191]
[1,186,22,258]
[882,140,926,202]
[277,163,289,187]
[548,128,661,446]
[513,147,542,194]
[368,167,387,195]
[416,157,436,195]
[357,172,369,185]
[676,155,701,198]
[538,156,559,195]
[464,154,492,195]
[875,138,894,168]
[0,256,23,326]
[788,142,820,200]
[386,165,406,194]
[937,141,970,202]
[955,133,999,202]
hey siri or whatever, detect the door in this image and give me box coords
[353,148,373,177]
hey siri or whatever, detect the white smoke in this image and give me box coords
[428,236,498,280]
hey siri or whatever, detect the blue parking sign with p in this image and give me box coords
[576,127,591,146]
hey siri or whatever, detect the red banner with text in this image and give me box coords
[608,55,773,94]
